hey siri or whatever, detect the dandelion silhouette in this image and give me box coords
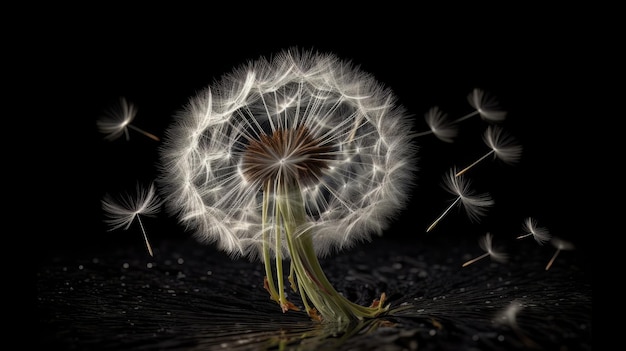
[97,96,160,142]
[411,106,458,143]
[157,48,417,324]
[461,232,507,267]
[455,125,523,177]
[451,88,507,124]
[545,237,575,270]
[516,217,551,245]
[426,168,494,232]
[101,182,163,257]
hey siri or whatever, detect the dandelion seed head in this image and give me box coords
[550,237,575,251]
[158,48,418,259]
[443,168,494,222]
[494,299,524,325]
[96,97,138,141]
[519,217,551,245]
[424,106,458,143]
[479,232,508,263]
[101,182,163,231]
[545,236,575,271]
[467,88,507,122]
[483,126,523,164]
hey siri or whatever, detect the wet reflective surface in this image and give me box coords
[37,235,591,350]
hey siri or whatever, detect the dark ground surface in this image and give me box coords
[36,232,591,351]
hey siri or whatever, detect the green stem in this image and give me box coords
[262,182,279,303]
[263,180,388,324]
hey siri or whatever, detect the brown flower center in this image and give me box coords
[242,126,333,187]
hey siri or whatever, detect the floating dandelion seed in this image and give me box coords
[411,106,458,143]
[97,96,160,142]
[157,48,417,323]
[426,168,494,232]
[545,237,575,270]
[516,217,551,245]
[101,182,163,256]
[461,232,507,267]
[455,125,522,176]
[452,88,507,124]
[494,300,539,348]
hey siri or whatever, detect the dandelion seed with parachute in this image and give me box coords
[455,125,523,177]
[426,167,494,232]
[101,182,163,256]
[452,88,507,124]
[516,217,551,245]
[411,106,458,143]
[494,300,539,348]
[545,237,575,270]
[97,96,160,142]
[157,48,417,324]
[461,232,507,267]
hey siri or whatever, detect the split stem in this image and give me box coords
[263,180,388,324]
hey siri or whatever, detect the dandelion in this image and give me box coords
[97,96,160,141]
[411,106,458,143]
[426,168,494,232]
[452,88,507,124]
[461,232,507,267]
[494,300,539,348]
[101,182,163,256]
[455,125,522,176]
[545,237,575,270]
[516,217,551,245]
[157,48,417,324]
